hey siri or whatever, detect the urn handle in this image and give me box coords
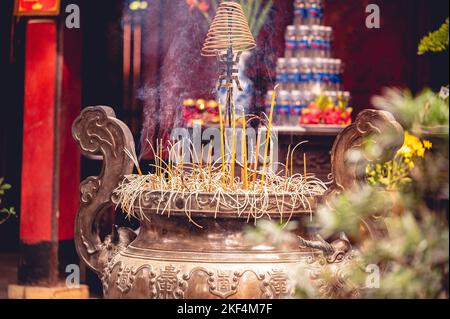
[330,109,404,192]
[326,110,404,243]
[72,106,135,274]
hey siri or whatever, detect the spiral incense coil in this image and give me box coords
[202,1,256,56]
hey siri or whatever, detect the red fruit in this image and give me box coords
[300,109,321,124]
[308,102,318,109]
[309,107,321,118]
[322,107,340,124]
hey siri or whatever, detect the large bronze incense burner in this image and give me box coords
[72,0,404,299]
[72,106,403,298]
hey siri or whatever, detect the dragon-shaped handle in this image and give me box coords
[72,106,136,274]
[298,233,352,264]
[330,109,404,192]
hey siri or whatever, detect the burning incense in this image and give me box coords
[160,139,163,178]
[199,145,204,179]
[241,111,249,190]
[230,105,237,185]
[155,139,160,177]
[252,130,261,189]
[218,102,226,186]
[159,139,163,177]
[260,85,279,186]
[168,150,172,187]
[178,140,184,173]
[207,141,213,192]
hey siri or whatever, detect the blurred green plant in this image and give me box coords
[246,90,449,298]
[418,18,449,55]
[320,115,447,298]
[247,188,449,298]
[0,177,15,225]
[372,88,449,131]
[360,208,449,298]
[236,0,273,37]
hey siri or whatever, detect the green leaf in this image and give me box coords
[418,18,449,55]
[236,0,273,37]
[1,183,11,190]
[252,0,272,37]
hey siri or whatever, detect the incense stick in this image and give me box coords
[207,141,213,192]
[260,85,279,187]
[242,111,249,190]
[285,144,291,179]
[252,129,261,189]
[155,139,159,177]
[124,147,143,176]
[199,144,204,180]
[160,139,163,178]
[230,105,237,186]
[218,102,226,187]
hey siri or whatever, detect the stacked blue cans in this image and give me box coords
[268,0,351,126]
[277,57,343,92]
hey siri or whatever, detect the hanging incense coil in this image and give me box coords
[202,1,256,56]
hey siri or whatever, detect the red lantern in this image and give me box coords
[14,0,61,16]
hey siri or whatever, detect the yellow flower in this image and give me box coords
[416,147,425,158]
[398,145,412,158]
[397,132,429,159]
[409,161,415,168]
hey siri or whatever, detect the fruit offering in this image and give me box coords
[299,93,352,125]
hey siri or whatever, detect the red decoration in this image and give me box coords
[14,0,60,16]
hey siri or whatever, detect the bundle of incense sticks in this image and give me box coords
[115,82,326,225]
[122,84,314,193]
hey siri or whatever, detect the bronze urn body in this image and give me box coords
[72,106,403,299]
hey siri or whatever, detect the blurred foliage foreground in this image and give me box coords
[246,88,449,299]
[248,19,450,296]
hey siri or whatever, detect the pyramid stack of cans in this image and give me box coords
[267,0,352,126]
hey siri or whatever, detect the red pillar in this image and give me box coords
[18,16,81,285]
[19,20,59,285]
